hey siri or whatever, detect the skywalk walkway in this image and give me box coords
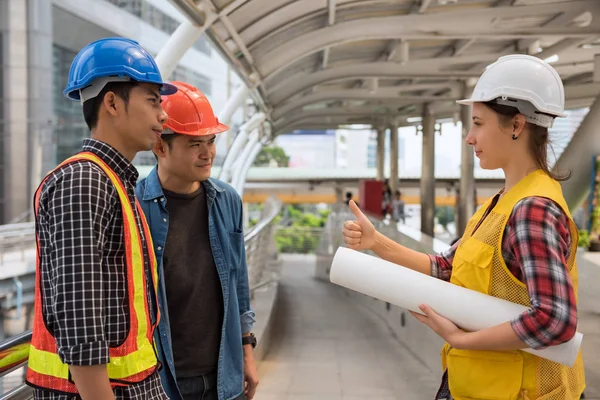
[254,254,441,400]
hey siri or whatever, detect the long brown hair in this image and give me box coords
[483,101,571,181]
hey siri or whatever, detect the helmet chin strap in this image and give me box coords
[492,97,556,128]
[79,76,132,105]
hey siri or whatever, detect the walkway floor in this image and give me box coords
[578,252,600,399]
[254,254,441,400]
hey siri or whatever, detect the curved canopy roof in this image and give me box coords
[172,0,600,135]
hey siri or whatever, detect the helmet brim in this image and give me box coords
[456,98,476,106]
[159,82,178,96]
[163,122,230,136]
[455,97,567,118]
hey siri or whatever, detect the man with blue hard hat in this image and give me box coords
[26,37,176,400]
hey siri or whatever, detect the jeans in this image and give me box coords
[177,373,246,400]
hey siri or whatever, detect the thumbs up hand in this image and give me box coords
[342,200,377,251]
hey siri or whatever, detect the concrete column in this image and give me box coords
[555,93,600,210]
[27,0,54,208]
[334,184,344,204]
[420,105,435,237]
[376,127,385,180]
[458,81,475,236]
[389,120,399,195]
[1,0,29,224]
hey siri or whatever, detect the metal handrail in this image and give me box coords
[244,197,283,294]
[244,198,281,244]
[0,384,32,400]
[0,224,34,234]
[0,197,284,398]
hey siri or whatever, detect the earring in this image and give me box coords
[512,134,518,140]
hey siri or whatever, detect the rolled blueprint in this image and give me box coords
[329,247,583,367]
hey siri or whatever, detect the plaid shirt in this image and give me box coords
[430,195,578,400]
[32,139,165,400]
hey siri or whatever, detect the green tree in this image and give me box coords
[435,206,455,233]
[274,206,331,253]
[253,146,290,167]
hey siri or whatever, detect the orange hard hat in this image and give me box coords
[161,81,229,136]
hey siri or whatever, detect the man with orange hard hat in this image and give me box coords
[136,81,259,400]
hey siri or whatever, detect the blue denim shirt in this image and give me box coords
[136,167,255,400]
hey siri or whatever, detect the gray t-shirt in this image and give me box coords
[162,185,224,377]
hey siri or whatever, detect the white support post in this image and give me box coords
[155,20,206,80]
[215,84,250,148]
[218,84,250,127]
[231,129,260,189]
[219,112,265,182]
[236,141,264,197]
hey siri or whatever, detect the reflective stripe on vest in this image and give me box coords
[26,152,160,393]
[441,170,585,400]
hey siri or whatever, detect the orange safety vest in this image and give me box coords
[441,170,585,399]
[26,152,160,394]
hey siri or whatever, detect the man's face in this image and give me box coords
[115,83,168,152]
[160,134,217,183]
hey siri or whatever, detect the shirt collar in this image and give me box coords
[82,138,139,185]
[142,166,225,201]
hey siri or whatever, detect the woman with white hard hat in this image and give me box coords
[342,54,585,399]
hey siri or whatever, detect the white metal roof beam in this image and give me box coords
[535,37,593,60]
[268,53,515,104]
[241,0,402,50]
[352,36,408,89]
[328,0,336,25]
[272,85,461,120]
[256,1,600,80]
[220,0,249,16]
[275,83,600,131]
[317,0,336,71]
[543,8,588,27]
[468,8,597,72]
[564,71,594,84]
[275,108,400,126]
[276,110,459,135]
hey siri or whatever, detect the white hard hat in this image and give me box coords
[457,54,566,128]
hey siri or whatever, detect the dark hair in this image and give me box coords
[159,132,184,149]
[483,101,570,181]
[153,132,184,161]
[82,81,139,130]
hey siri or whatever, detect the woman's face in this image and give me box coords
[465,103,517,170]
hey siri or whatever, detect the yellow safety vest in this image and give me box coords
[441,169,585,400]
[26,152,160,394]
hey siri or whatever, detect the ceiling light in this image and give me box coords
[544,54,559,64]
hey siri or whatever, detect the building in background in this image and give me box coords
[0,0,245,223]
[275,130,337,169]
[335,127,371,169]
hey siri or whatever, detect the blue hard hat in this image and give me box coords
[64,37,177,102]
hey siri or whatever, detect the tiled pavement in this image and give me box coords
[253,255,441,400]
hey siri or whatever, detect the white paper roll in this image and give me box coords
[329,247,583,367]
